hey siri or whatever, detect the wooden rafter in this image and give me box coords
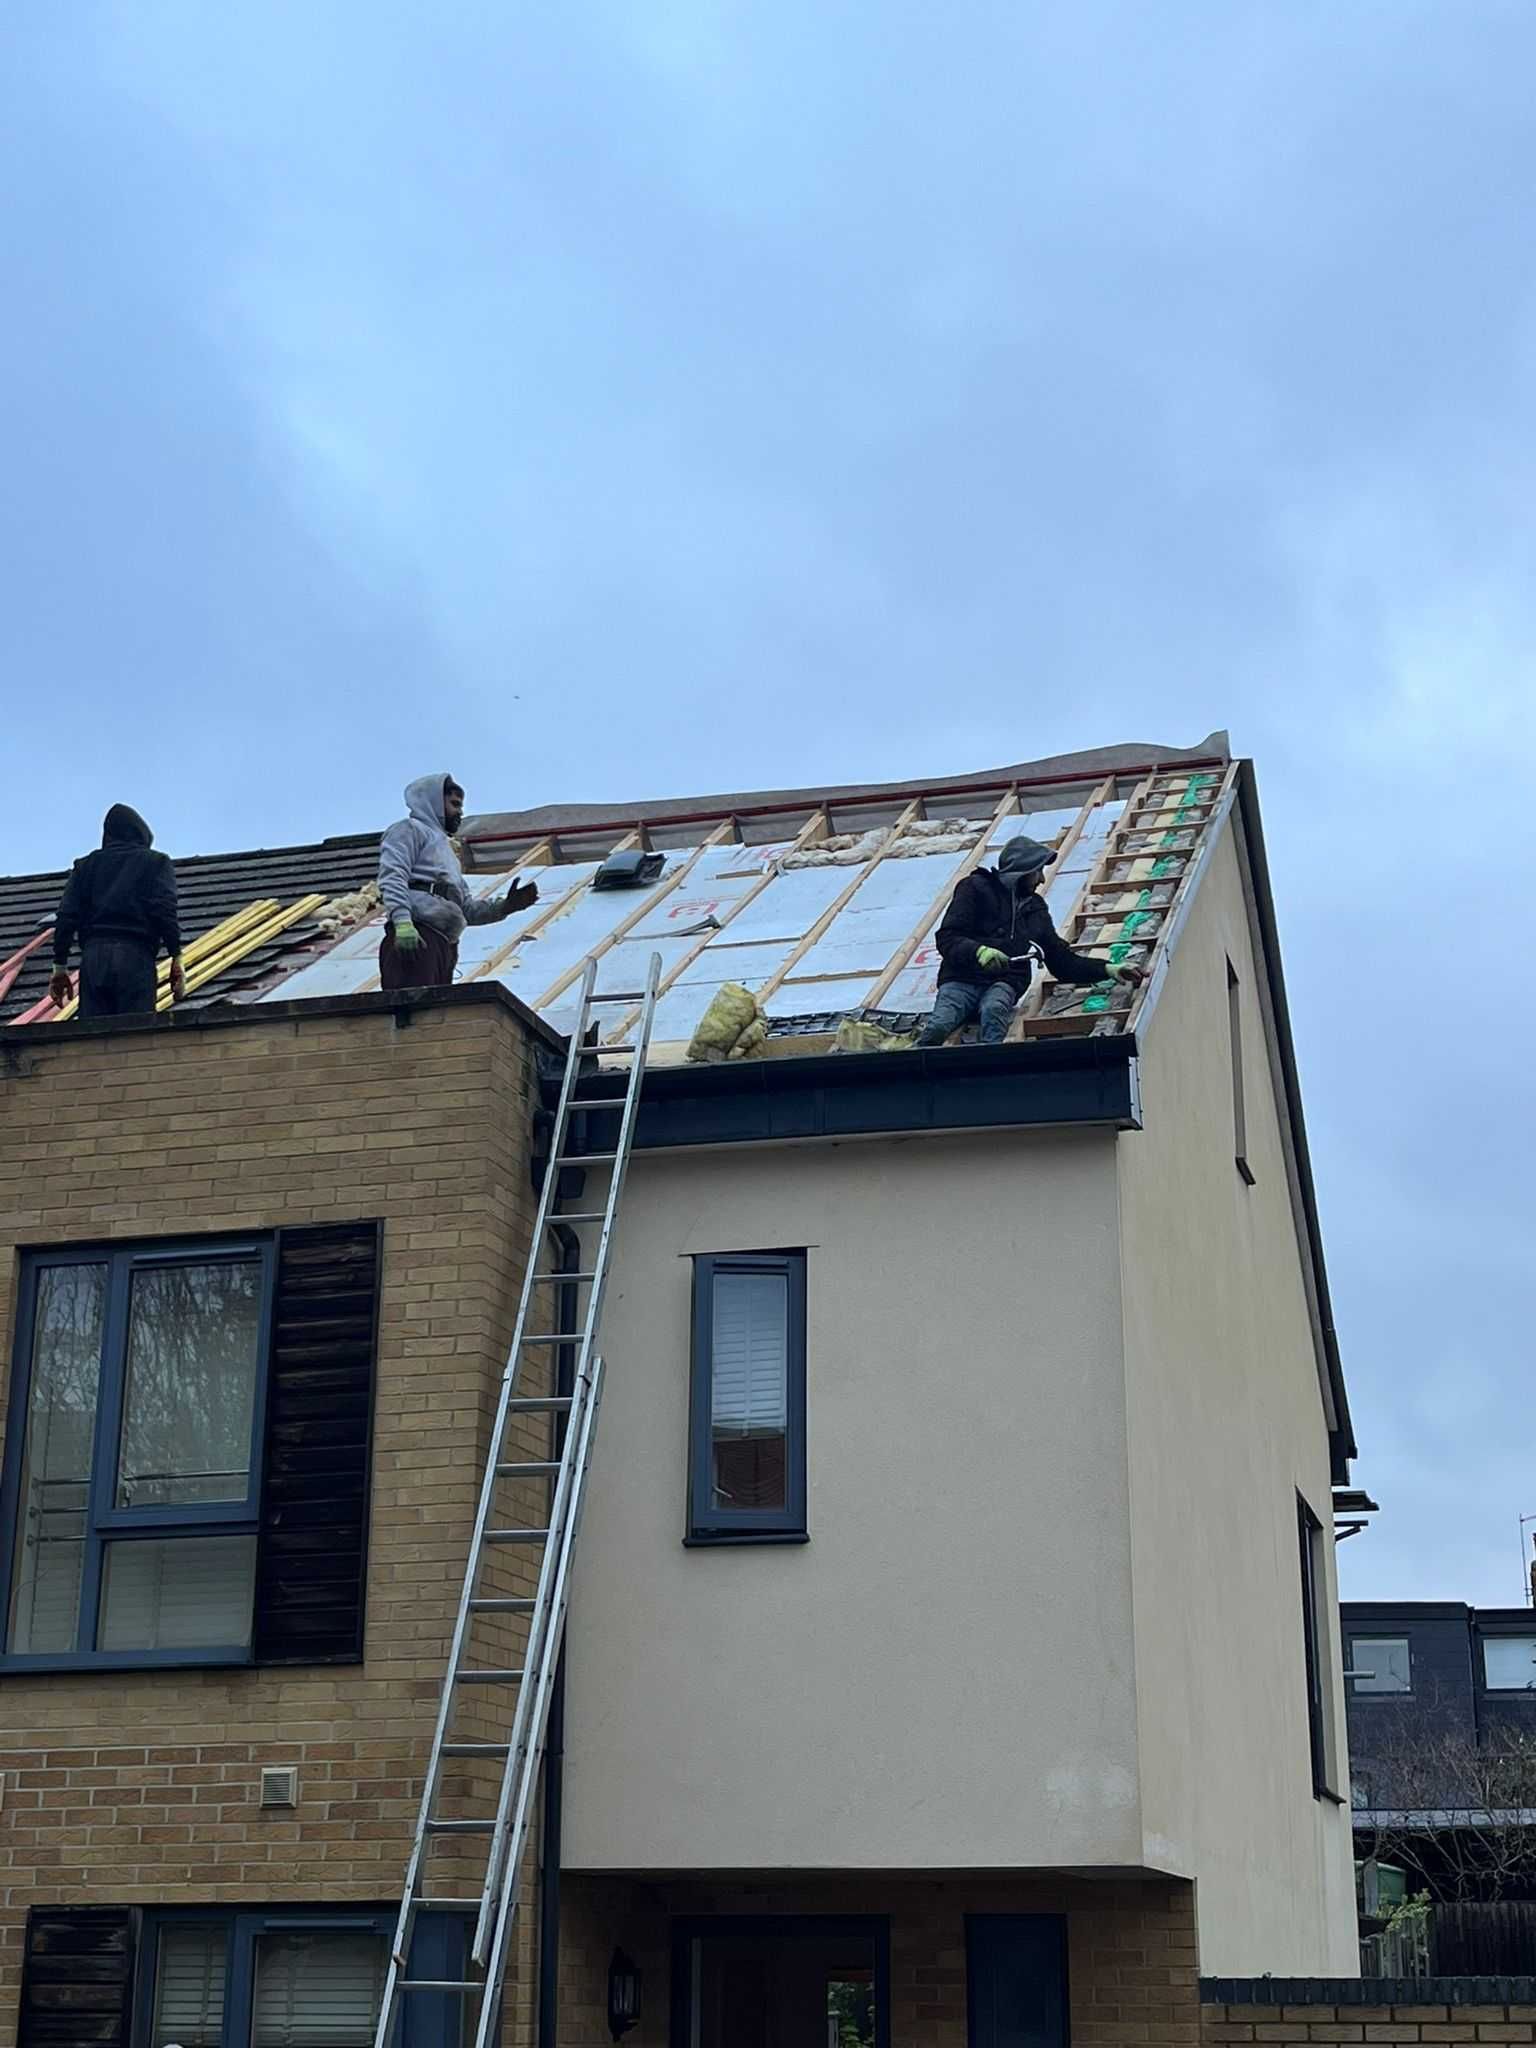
[533,819,736,1011]
[757,797,923,1006]
[602,808,831,1046]
[1119,759,1241,1038]
[859,786,1021,1014]
[1015,775,1143,1033]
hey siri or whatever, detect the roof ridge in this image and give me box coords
[0,829,381,891]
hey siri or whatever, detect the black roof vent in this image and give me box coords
[593,849,666,891]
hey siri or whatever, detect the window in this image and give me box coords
[688,1252,807,1543]
[1482,1635,1536,1691]
[1227,957,1255,1185]
[1298,1494,1343,1800]
[5,1243,269,1663]
[18,1907,466,2048]
[1,1224,380,1671]
[1350,1635,1412,1694]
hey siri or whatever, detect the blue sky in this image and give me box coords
[4,3,1534,1603]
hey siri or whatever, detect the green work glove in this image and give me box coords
[976,945,1009,972]
[393,918,422,953]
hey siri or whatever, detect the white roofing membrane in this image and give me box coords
[261,801,1141,1043]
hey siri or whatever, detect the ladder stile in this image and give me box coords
[373,950,661,2047]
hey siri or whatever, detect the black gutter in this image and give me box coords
[1233,761,1355,1472]
[553,1031,1140,1153]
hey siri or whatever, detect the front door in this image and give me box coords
[673,1916,888,2048]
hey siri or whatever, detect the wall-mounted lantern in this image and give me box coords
[607,1948,642,2041]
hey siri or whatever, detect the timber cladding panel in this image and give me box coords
[0,998,552,2046]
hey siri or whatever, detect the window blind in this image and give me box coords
[98,1534,256,1651]
[710,1270,789,1434]
[253,1931,388,2048]
[152,1923,227,2047]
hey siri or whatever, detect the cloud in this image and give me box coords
[2,0,1533,1599]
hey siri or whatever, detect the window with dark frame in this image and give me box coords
[18,1904,466,2048]
[1,1223,380,1672]
[1480,1633,1536,1692]
[1348,1634,1412,1695]
[1298,1493,1343,1801]
[1227,956,1255,1185]
[688,1251,807,1543]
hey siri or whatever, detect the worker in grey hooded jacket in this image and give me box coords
[377,773,538,990]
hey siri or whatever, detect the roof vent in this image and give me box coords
[593,849,666,891]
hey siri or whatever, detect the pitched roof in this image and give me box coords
[0,832,381,1021]
[464,730,1231,858]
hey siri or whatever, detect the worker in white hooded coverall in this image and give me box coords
[377,773,538,989]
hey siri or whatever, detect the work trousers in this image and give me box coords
[916,978,1020,1047]
[78,937,159,1020]
[378,922,459,991]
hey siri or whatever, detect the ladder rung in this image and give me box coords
[484,1527,549,1543]
[546,1211,607,1225]
[424,1818,497,1834]
[531,1271,597,1283]
[507,1395,571,1411]
[556,1153,617,1167]
[519,1332,575,1344]
[496,1460,560,1478]
[417,1897,484,1908]
[468,1596,536,1614]
[457,1667,527,1684]
[398,1981,483,1993]
[588,1041,636,1053]
[441,1742,513,1757]
[585,989,647,1001]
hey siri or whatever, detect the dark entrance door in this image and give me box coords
[965,1914,1069,2048]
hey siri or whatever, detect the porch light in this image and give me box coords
[607,1948,642,2040]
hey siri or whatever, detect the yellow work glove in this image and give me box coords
[393,918,422,952]
[976,945,1009,972]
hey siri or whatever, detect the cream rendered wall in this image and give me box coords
[561,1128,1140,1872]
[1117,816,1358,1973]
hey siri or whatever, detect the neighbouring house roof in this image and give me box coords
[0,832,381,1022]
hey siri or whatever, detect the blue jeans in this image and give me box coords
[917,979,1019,1047]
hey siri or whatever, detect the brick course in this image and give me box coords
[1204,2003,1536,2044]
[0,997,555,2045]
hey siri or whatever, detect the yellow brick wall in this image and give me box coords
[1204,2001,1536,2043]
[0,996,556,2044]
[560,1872,1202,2046]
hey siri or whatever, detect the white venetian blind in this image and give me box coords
[152,1923,228,2048]
[710,1270,789,1435]
[99,1533,256,1651]
[253,1930,388,2048]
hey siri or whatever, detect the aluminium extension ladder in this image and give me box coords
[374,951,663,2048]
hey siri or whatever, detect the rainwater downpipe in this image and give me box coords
[537,1219,581,2048]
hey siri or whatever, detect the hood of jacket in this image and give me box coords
[403,774,453,832]
[102,804,153,849]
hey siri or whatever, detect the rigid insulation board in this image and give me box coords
[788,846,973,981]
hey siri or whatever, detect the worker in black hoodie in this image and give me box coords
[49,805,185,1019]
[916,832,1141,1046]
